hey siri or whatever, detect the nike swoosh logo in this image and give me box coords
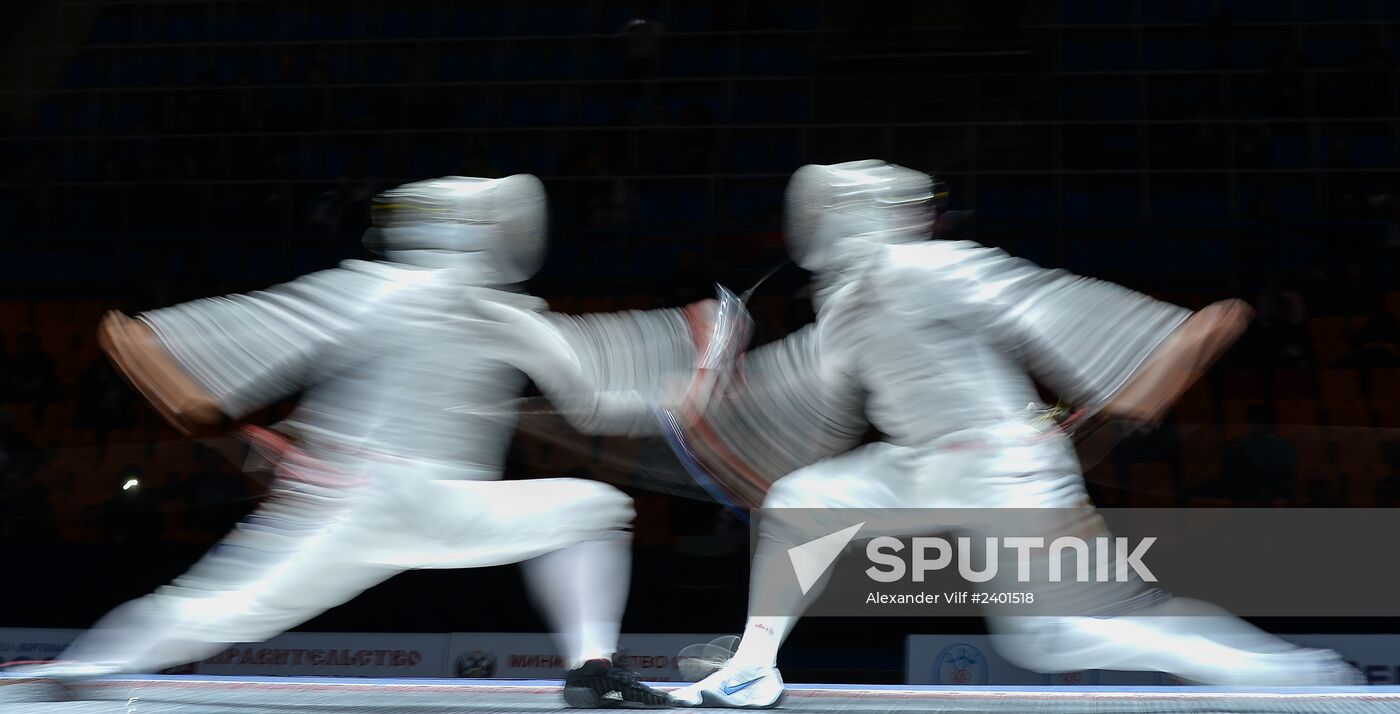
[722,676,764,695]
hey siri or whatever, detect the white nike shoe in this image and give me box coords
[670,663,785,709]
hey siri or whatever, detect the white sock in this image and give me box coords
[728,529,834,668]
[523,530,632,668]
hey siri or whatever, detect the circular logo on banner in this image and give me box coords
[455,649,498,678]
[934,643,989,685]
[1046,670,1099,685]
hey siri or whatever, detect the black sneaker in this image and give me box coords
[563,657,671,708]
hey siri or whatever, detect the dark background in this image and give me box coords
[1,0,1398,683]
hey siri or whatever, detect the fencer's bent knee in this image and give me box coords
[570,480,635,531]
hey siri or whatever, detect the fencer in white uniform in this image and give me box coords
[17,175,730,707]
[671,161,1359,708]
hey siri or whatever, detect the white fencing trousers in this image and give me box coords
[62,456,634,675]
[744,434,1357,685]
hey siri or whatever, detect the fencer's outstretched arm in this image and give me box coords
[99,312,224,436]
[109,261,433,431]
[871,240,1248,423]
[459,289,749,436]
[669,322,869,508]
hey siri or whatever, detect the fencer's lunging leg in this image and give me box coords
[524,529,633,667]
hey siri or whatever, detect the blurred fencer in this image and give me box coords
[16,175,739,708]
[670,161,1359,708]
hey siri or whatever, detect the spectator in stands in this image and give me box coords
[1253,273,1308,367]
[618,3,666,79]
[0,405,40,480]
[1376,472,1400,508]
[457,147,502,179]
[77,356,135,452]
[1,480,56,542]
[1348,36,1397,70]
[7,332,55,421]
[1335,305,1400,370]
[0,328,9,398]
[1302,474,1343,508]
[183,444,251,536]
[1335,261,1380,317]
[1225,404,1297,506]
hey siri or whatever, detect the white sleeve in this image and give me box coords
[137,262,408,419]
[457,298,700,436]
[876,241,1191,412]
[673,324,869,508]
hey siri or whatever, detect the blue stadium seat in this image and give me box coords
[164,15,199,42]
[1063,192,1098,220]
[1141,39,1210,69]
[62,58,103,87]
[485,7,520,36]
[367,55,402,83]
[439,52,469,80]
[788,1,822,28]
[1188,191,1226,218]
[742,48,781,74]
[1275,187,1316,218]
[451,8,486,36]
[1299,0,1372,19]
[1221,0,1293,21]
[638,189,675,225]
[1141,0,1211,22]
[1227,40,1267,69]
[1019,188,1055,220]
[578,97,616,125]
[679,6,714,30]
[302,11,339,39]
[1151,193,1189,218]
[1350,135,1394,166]
[381,10,414,38]
[1306,39,1355,66]
[1103,41,1135,69]
[674,190,708,223]
[1270,136,1307,167]
[90,15,132,44]
[669,48,704,77]
[1103,189,1139,220]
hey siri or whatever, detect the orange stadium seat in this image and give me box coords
[1306,317,1346,345]
[1222,399,1265,440]
[1333,427,1382,468]
[1274,398,1319,426]
[1375,399,1400,429]
[35,300,72,326]
[73,299,106,326]
[1297,465,1343,505]
[1221,369,1264,400]
[1278,425,1330,469]
[1125,462,1175,507]
[1386,292,1400,322]
[1320,369,1362,402]
[1345,464,1391,507]
[1171,381,1215,424]
[1175,430,1222,493]
[1373,368,1400,398]
[1270,369,1313,399]
[1312,341,1352,367]
[1323,398,1372,427]
[0,301,29,332]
